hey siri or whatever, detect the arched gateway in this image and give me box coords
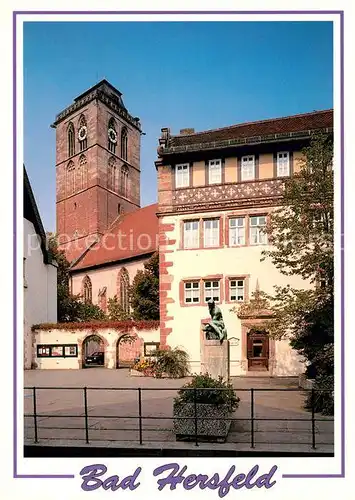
[82,334,105,368]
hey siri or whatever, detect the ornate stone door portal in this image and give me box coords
[247,329,269,371]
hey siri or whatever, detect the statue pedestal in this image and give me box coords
[201,339,230,381]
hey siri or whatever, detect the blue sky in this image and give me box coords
[24,21,333,232]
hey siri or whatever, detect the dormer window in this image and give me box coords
[208,159,222,184]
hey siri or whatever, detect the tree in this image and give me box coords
[130,252,159,320]
[48,235,106,322]
[262,131,333,287]
[107,295,131,321]
[258,132,334,414]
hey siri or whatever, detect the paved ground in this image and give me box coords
[24,369,334,453]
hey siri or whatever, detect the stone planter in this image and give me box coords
[173,402,232,443]
[130,369,146,377]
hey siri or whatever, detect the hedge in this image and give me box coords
[32,320,160,332]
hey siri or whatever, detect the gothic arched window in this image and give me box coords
[98,287,107,313]
[66,160,75,195]
[121,127,128,160]
[118,268,130,314]
[78,154,87,191]
[108,157,118,192]
[121,165,129,198]
[78,114,88,151]
[108,117,117,154]
[82,275,92,304]
[68,122,75,157]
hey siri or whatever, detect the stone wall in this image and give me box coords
[32,324,160,369]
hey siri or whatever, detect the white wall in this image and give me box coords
[160,209,308,377]
[71,259,146,305]
[24,219,57,369]
[33,327,160,369]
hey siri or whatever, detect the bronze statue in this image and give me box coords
[202,300,227,343]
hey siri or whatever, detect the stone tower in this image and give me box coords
[52,80,141,262]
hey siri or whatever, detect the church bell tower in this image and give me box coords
[52,80,142,262]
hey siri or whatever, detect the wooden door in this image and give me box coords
[247,330,269,371]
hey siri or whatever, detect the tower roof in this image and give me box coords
[51,79,141,131]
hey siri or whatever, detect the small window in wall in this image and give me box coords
[250,215,267,245]
[277,152,290,177]
[208,159,222,184]
[37,344,78,358]
[229,217,245,246]
[175,164,189,188]
[203,219,220,248]
[229,278,245,301]
[184,220,199,249]
[204,280,220,303]
[144,342,160,356]
[184,281,200,304]
[241,155,255,181]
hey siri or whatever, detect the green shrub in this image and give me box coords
[174,373,240,411]
[155,348,189,378]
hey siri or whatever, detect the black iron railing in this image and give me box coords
[23,386,334,449]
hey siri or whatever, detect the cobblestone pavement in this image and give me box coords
[24,369,334,453]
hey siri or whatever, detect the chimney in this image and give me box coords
[179,128,195,135]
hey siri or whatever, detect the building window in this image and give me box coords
[250,215,267,245]
[229,217,245,246]
[121,127,128,160]
[183,220,199,249]
[184,281,200,304]
[277,152,290,177]
[78,114,88,151]
[118,267,130,314]
[208,159,222,184]
[121,166,129,197]
[78,154,87,191]
[175,164,189,188]
[82,275,92,303]
[108,117,117,153]
[108,157,118,192]
[229,279,245,301]
[98,287,107,313]
[204,280,220,303]
[66,161,75,195]
[68,122,75,157]
[241,155,255,181]
[204,219,220,248]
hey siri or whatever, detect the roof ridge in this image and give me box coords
[105,202,158,233]
[170,109,333,139]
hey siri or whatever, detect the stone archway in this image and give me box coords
[116,334,142,369]
[82,334,106,369]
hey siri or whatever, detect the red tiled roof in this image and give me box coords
[168,109,333,148]
[71,203,158,271]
